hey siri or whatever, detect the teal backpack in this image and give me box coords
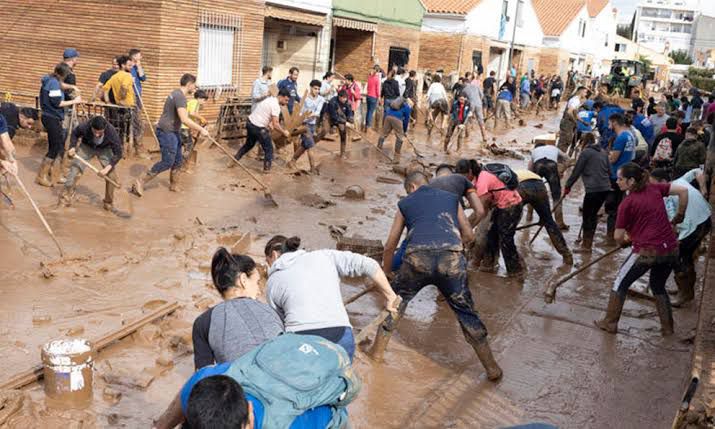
[226,333,361,428]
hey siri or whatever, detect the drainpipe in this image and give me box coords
[457,29,466,74]
[507,0,521,72]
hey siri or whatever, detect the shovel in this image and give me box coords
[206,136,279,207]
[544,247,621,303]
[11,174,64,257]
[347,127,395,163]
[70,153,134,215]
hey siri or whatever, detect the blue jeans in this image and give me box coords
[365,96,378,127]
[389,250,487,343]
[151,128,182,174]
[300,123,316,149]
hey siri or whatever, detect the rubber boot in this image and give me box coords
[470,337,503,382]
[672,270,695,308]
[593,291,625,334]
[554,205,570,231]
[377,136,385,150]
[35,157,53,187]
[263,160,272,173]
[479,252,498,273]
[103,172,116,211]
[605,222,616,246]
[394,139,403,163]
[56,154,71,184]
[169,169,181,192]
[654,294,674,336]
[130,171,158,197]
[58,185,76,207]
[574,229,595,254]
[368,309,403,363]
[339,139,347,159]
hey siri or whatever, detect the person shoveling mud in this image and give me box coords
[58,116,123,211]
[371,172,502,381]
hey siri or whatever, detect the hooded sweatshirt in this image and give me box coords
[267,250,380,332]
[39,74,65,121]
[565,144,612,193]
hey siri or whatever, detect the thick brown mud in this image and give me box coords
[0,109,698,428]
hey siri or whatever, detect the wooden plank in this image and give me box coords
[0,301,180,391]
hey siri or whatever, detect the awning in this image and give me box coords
[265,5,326,27]
[333,16,377,32]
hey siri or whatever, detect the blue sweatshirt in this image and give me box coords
[596,104,624,148]
[385,103,412,132]
[278,77,300,114]
[39,74,65,121]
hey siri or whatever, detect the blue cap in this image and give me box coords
[63,48,79,59]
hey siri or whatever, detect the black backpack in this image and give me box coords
[483,163,519,191]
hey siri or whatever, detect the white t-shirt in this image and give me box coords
[532,145,562,163]
[248,97,281,128]
[427,82,447,104]
[567,95,581,110]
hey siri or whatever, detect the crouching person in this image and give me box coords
[192,248,284,370]
[153,334,360,429]
[371,172,503,381]
[59,116,122,211]
[377,97,412,161]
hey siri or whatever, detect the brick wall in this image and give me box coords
[374,23,422,75]
[459,36,491,76]
[418,32,461,74]
[333,28,373,81]
[539,48,570,78]
[0,0,265,119]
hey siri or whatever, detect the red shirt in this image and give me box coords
[367,74,380,98]
[616,183,678,254]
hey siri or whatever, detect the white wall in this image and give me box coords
[465,0,543,47]
[266,0,332,15]
[555,6,591,54]
[588,4,618,76]
[421,14,467,33]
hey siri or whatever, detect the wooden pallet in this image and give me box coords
[215,97,251,143]
[336,236,384,261]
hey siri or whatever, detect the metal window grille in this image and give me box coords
[197,11,243,92]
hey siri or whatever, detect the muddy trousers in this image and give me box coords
[518,180,570,257]
[533,159,563,226]
[558,115,577,152]
[378,116,404,155]
[484,204,524,273]
[235,122,273,168]
[376,250,488,349]
[63,144,118,205]
[604,180,624,239]
[675,218,711,284]
[444,119,466,151]
[581,190,610,244]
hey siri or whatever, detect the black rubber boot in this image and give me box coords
[470,337,503,381]
[594,291,625,334]
[672,271,695,308]
[654,294,675,336]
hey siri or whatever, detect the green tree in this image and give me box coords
[668,49,693,65]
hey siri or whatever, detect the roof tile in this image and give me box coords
[422,0,482,15]
[586,0,610,17]
[533,0,586,36]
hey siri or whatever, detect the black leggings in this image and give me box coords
[582,191,609,233]
[534,159,561,202]
[42,115,65,160]
[613,251,676,298]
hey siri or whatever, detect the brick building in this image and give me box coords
[0,0,265,119]
[263,0,332,91]
[331,0,426,81]
[419,0,545,83]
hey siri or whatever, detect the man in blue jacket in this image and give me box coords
[377,97,412,160]
[278,67,301,114]
[594,99,624,148]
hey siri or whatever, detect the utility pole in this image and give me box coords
[507,0,521,75]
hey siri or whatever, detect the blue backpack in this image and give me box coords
[226,333,360,429]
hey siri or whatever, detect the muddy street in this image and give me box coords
[0,109,698,428]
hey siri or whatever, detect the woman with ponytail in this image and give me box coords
[264,235,399,360]
[192,248,284,370]
[594,162,688,337]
